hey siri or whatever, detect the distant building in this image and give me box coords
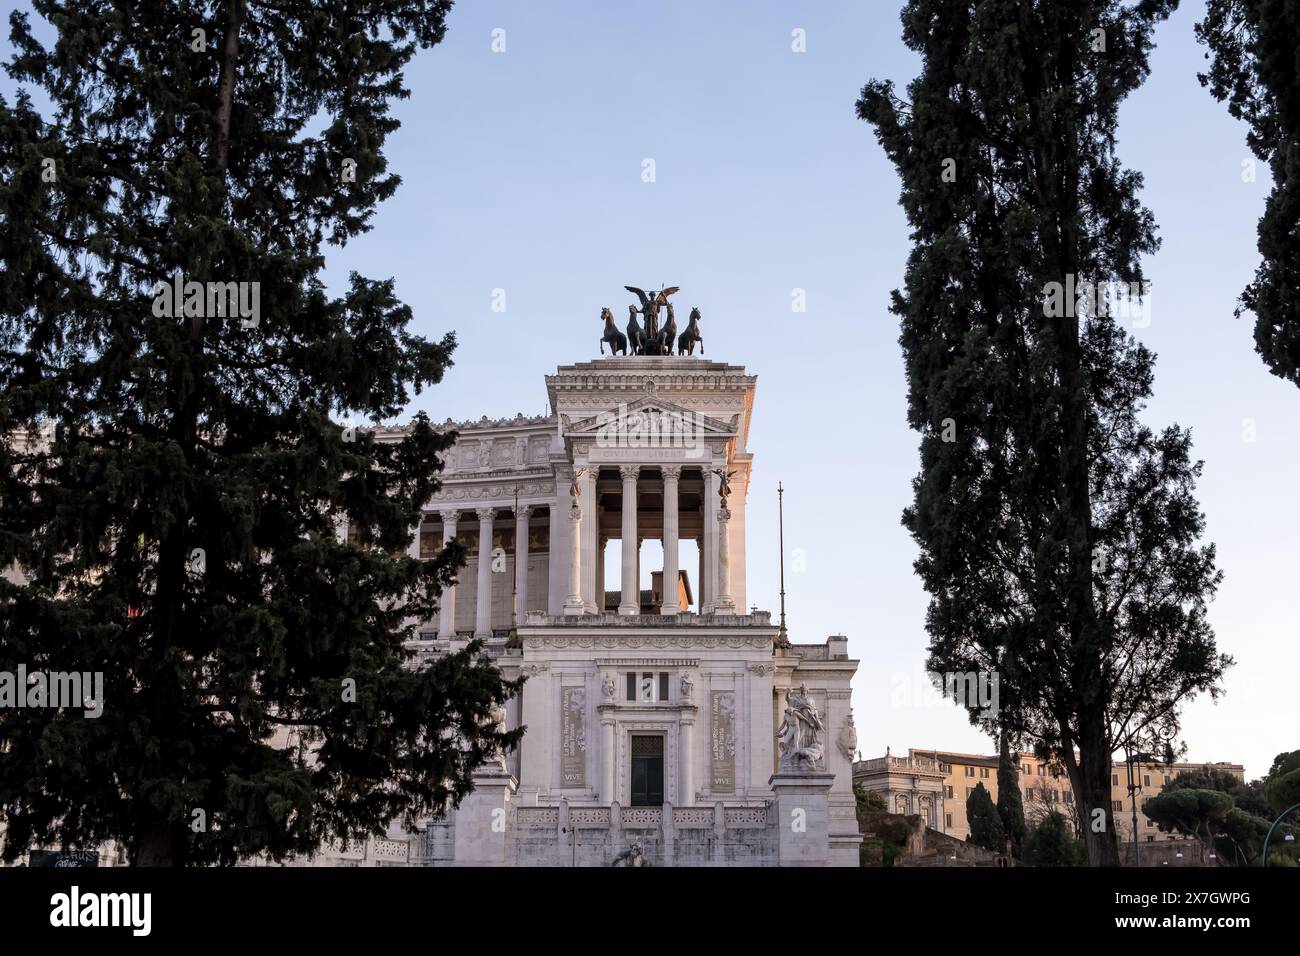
[854,747,1244,845]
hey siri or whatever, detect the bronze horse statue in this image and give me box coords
[650,301,678,356]
[625,285,678,348]
[600,307,627,355]
[678,307,703,355]
[625,305,647,355]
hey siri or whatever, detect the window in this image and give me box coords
[628,671,670,703]
[979,767,990,778]
[1143,774,1151,788]
[964,766,975,777]
[1064,792,1073,805]
[945,813,953,828]
[1147,819,1154,828]
[945,786,953,799]
[1112,774,1119,786]
[1038,765,1045,775]
[1147,835,1155,843]
[966,787,973,798]
[1163,775,1170,785]
[1022,764,1031,776]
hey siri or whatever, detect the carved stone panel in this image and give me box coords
[710,690,736,794]
[560,686,587,788]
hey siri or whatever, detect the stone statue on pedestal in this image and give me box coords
[568,467,587,508]
[488,700,509,771]
[610,842,651,867]
[776,684,825,772]
[713,468,736,508]
[837,710,859,763]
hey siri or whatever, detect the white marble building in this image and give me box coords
[316,354,863,867]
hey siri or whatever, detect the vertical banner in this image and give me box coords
[561,686,587,788]
[710,690,736,793]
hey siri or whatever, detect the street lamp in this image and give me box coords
[1261,802,1300,867]
[1120,736,1176,868]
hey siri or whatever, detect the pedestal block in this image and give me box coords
[768,772,835,867]
[453,769,518,866]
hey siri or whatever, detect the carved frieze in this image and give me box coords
[525,635,770,650]
[430,481,555,502]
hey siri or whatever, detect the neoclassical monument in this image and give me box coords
[317,318,862,867]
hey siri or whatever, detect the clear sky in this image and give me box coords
[9,1,1297,780]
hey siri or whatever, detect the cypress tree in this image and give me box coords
[1197,1,1300,387]
[997,731,1027,858]
[0,0,519,866]
[858,0,1231,865]
[966,781,1005,853]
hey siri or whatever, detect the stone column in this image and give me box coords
[618,465,640,615]
[714,504,736,615]
[702,467,719,614]
[696,536,704,614]
[474,508,496,638]
[437,510,459,639]
[601,708,616,803]
[579,468,598,613]
[680,713,695,806]
[562,496,585,614]
[514,505,532,622]
[597,533,606,613]
[408,512,424,560]
[661,466,681,615]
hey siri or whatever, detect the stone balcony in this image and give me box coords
[510,800,776,867]
[856,754,946,775]
[521,610,773,628]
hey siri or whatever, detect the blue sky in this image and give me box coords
[344,0,1293,780]
[8,1,1296,780]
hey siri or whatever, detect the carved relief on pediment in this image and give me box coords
[528,436,551,463]
[460,442,484,469]
[492,441,516,467]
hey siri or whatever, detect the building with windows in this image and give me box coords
[853,747,1244,847]
[320,352,863,866]
[1,345,863,868]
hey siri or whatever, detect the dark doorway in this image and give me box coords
[629,735,664,807]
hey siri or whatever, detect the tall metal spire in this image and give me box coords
[777,482,789,646]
